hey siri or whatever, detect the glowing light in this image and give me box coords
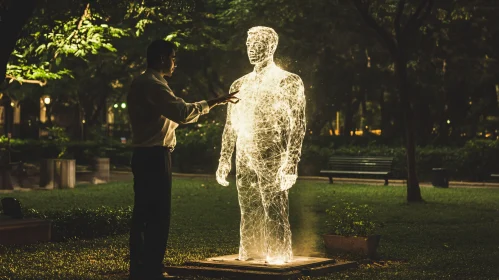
[121,102,126,109]
[446,120,451,124]
[44,97,51,105]
[113,104,118,108]
[216,26,306,264]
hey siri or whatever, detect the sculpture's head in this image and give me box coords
[246,26,278,65]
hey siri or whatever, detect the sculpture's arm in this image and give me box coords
[216,80,241,186]
[219,103,236,167]
[279,75,306,190]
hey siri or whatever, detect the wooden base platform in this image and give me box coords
[164,255,357,279]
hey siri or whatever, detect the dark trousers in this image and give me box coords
[129,146,172,278]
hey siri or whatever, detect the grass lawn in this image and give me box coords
[1,178,499,279]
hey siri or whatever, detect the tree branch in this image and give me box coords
[54,3,91,59]
[6,75,47,86]
[404,0,434,34]
[352,0,398,56]
[394,0,407,38]
[77,3,91,29]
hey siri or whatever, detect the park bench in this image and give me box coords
[0,197,51,245]
[320,156,394,185]
[491,174,499,179]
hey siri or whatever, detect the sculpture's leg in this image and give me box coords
[261,184,292,264]
[236,161,265,261]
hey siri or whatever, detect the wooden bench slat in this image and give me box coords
[320,170,390,175]
[329,159,392,161]
[327,165,391,169]
[328,161,392,165]
[328,161,392,164]
[326,169,391,172]
[328,165,392,168]
[328,160,393,162]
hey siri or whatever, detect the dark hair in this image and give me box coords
[146,39,176,66]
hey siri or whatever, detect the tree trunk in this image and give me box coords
[379,89,390,138]
[343,98,354,136]
[360,89,368,134]
[396,54,423,202]
[308,111,329,136]
[0,1,37,83]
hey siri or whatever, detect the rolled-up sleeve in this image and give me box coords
[147,81,210,124]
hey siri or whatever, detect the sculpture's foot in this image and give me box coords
[265,255,292,265]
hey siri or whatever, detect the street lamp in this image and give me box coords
[42,95,52,126]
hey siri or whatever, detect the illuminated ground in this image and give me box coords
[1,178,498,279]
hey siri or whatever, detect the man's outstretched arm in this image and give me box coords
[147,82,239,125]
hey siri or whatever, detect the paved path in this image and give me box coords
[1,171,498,194]
[112,171,499,189]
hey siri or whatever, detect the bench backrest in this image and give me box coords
[327,156,394,172]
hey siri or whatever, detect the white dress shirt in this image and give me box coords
[127,68,210,148]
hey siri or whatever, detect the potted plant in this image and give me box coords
[323,201,382,258]
[40,126,75,189]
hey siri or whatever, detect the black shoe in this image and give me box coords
[128,274,142,280]
[129,273,175,280]
[149,272,176,280]
[129,263,144,279]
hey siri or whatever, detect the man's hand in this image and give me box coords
[208,91,240,108]
[216,164,231,186]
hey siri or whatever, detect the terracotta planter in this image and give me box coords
[323,234,380,258]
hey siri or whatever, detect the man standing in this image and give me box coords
[127,39,238,280]
[216,26,306,264]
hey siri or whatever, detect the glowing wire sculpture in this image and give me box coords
[216,26,306,264]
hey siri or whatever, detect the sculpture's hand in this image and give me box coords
[280,174,297,191]
[216,164,230,186]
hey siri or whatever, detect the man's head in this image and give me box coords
[147,39,177,77]
[246,26,278,65]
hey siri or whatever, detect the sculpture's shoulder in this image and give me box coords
[277,69,304,95]
[229,73,252,92]
[282,71,303,85]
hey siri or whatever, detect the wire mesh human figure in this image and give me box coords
[216,26,306,264]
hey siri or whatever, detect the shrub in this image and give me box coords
[24,207,132,241]
[3,134,499,181]
[325,201,382,237]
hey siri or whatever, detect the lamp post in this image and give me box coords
[43,96,52,126]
